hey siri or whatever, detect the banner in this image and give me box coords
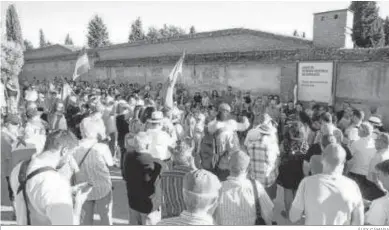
[163,52,185,109]
[73,51,90,80]
[297,62,334,104]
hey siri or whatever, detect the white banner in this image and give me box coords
[298,62,334,103]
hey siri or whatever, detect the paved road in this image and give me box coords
[1,167,297,225]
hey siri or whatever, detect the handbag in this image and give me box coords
[249,179,266,225]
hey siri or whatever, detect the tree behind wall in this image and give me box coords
[384,16,389,46]
[349,1,385,48]
[159,24,186,38]
[87,15,110,48]
[189,26,196,35]
[39,29,46,48]
[65,33,74,45]
[293,30,298,37]
[6,4,24,49]
[146,27,161,41]
[128,17,145,43]
[24,39,34,50]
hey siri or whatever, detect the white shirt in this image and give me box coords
[217,176,274,225]
[73,139,113,200]
[290,174,363,225]
[367,149,389,183]
[146,128,174,161]
[102,106,117,134]
[348,137,376,176]
[10,160,74,225]
[24,119,47,154]
[365,194,389,225]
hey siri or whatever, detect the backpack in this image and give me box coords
[16,159,56,225]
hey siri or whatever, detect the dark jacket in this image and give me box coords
[123,151,167,214]
[116,114,129,149]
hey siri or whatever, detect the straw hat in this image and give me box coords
[147,111,164,123]
[368,116,383,127]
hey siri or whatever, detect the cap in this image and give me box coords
[5,114,20,125]
[183,169,221,197]
[229,150,250,173]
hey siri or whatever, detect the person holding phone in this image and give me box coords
[10,130,92,225]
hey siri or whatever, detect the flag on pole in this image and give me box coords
[73,50,90,80]
[163,51,185,109]
[293,84,298,105]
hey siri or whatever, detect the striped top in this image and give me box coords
[161,165,192,218]
[157,211,214,225]
[73,139,113,201]
[216,176,274,225]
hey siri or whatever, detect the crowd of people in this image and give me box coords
[1,76,389,226]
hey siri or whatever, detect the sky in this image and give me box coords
[1,1,389,48]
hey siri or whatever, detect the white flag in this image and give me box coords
[73,52,90,80]
[163,52,185,109]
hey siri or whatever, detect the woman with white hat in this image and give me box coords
[368,115,385,139]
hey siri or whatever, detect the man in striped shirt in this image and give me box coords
[161,138,196,218]
[157,169,221,225]
[216,150,274,225]
[73,116,114,225]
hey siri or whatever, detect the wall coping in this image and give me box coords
[24,47,389,66]
[93,47,389,67]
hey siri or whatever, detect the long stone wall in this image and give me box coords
[21,47,389,128]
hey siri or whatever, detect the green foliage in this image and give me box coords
[23,39,34,50]
[129,17,145,43]
[1,40,24,86]
[146,26,161,41]
[6,4,24,48]
[349,1,385,48]
[87,15,110,48]
[384,16,389,46]
[189,26,196,34]
[159,24,186,38]
[65,33,74,45]
[39,29,46,48]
